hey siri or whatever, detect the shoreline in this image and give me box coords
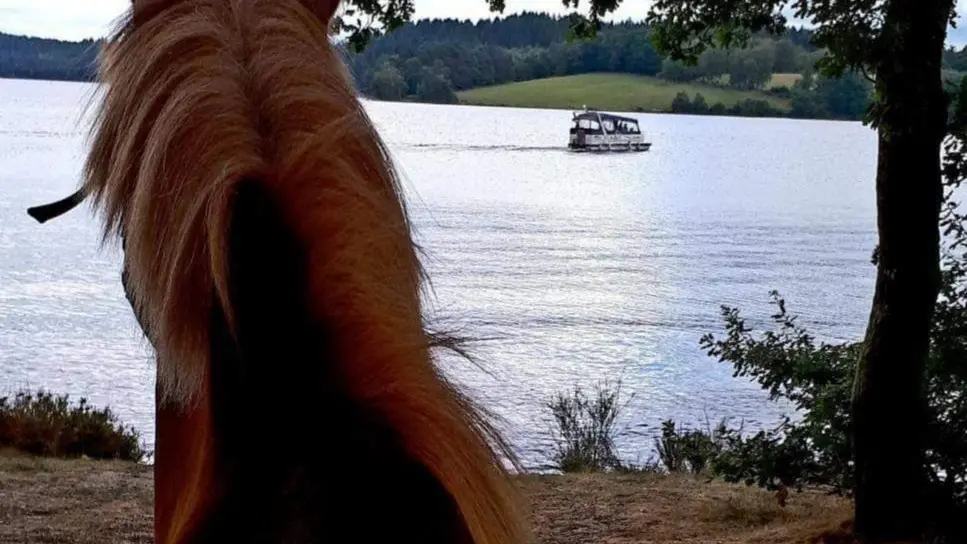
[0,453,852,543]
[0,76,861,123]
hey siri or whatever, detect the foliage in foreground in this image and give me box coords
[655,418,732,475]
[692,226,967,539]
[697,284,967,542]
[0,389,145,462]
[697,293,859,496]
[545,381,629,473]
[543,280,965,538]
[545,380,737,477]
[681,77,967,540]
[546,81,967,539]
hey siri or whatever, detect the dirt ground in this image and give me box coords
[0,453,854,543]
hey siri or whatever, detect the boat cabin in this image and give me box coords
[570,112,642,135]
[568,109,650,152]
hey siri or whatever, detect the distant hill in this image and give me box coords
[456,73,792,115]
[3,13,965,122]
[340,14,879,121]
[344,14,819,106]
[0,33,100,81]
[0,12,818,88]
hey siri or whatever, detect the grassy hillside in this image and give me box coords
[457,73,792,113]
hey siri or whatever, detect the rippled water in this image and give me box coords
[0,78,878,468]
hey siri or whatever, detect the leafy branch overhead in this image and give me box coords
[645,0,958,79]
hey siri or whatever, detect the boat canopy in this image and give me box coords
[571,110,641,134]
[573,111,638,124]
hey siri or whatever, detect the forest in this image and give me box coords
[338,14,894,120]
[2,12,966,121]
[0,33,100,82]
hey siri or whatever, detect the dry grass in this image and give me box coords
[768,73,804,89]
[521,472,853,544]
[0,451,152,544]
[0,453,854,543]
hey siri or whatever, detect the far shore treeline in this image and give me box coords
[3,13,967,120]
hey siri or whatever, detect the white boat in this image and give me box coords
[568,108,651,152]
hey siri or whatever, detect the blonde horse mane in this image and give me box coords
[80,0,527,542]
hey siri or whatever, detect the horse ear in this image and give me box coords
[301,0,342,23]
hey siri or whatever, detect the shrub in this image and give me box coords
[685,126,967,542]
[691,93,710,114]
[698,292,857,494]
[670,91,693,113]
[655,417,732,475]
[708,102,728,116]
[768,85,792,98]
[698,283,967,540]
[546,381,630,473]
[0,389,145,462]
[728,98,781,117]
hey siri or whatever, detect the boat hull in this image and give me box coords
[568,142,652,152]
[568,132,651,152]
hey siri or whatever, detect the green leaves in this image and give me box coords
[546,381,630,473]
[333,0,419,53]
[562,0,623,40]
[641,0,913,85]
[646,0,787,65]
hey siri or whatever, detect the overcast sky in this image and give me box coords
[0,0,646,40]
[1,0,966,46]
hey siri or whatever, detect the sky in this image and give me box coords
[0,0,648,41]
[0,0,966,46]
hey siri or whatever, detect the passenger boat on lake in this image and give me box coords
[568,108,651,152]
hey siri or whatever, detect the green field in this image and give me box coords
[457,73,792,113]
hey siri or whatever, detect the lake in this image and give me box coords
[0,78,878,469]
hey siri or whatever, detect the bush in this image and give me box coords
[708,102,728,116]
[546,381,630,473]
[697,281,967,540]
[670,91,693,113]
[767,85,792,98]
[0,389,145,462]
[691,93,710,114]
[789,90,830,119]
[655,417,731,474]
[728,98,782,117]
[682,123,967,542]
[698,292,857,494]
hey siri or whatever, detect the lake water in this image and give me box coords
[0,78,879,469]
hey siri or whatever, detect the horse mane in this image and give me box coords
[81,1,527,542]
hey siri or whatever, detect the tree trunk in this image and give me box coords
[851,0,951,541]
